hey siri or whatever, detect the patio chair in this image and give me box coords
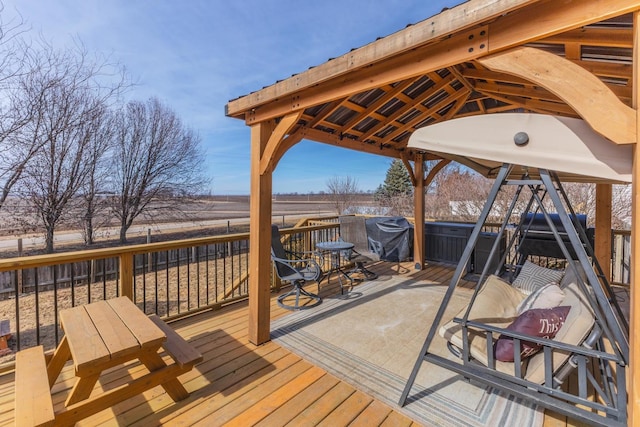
[338,216,379,280]
[271,225,323,310]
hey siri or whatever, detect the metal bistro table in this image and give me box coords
[316,240,355,294]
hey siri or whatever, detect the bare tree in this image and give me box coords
[424,163,633,230]
[562,182,631,229]
[0,10,42,209]
[78,107,114,244]
[109,97,207,243]
[425,163,522,223]
[612,184,631,228]
[18,45,126,252]
[326,175,360,214]
[426,164,485,221]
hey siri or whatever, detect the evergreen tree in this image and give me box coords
[374,159,413,200]
[374,159,413,216]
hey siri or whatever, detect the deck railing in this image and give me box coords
[0,214,630,362]
[0,217,340,358]
[612,229,630,285]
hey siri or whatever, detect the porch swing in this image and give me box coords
[399,114,632,427]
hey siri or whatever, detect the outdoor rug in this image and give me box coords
[271,275,544,426]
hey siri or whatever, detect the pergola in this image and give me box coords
[225,0,640,421]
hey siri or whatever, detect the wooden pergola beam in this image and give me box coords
[474,91,577,116]
[542,27,633,48]
[425,159,451,187]
[227,0,536,117]
[358,73,457,141]
[259,111,303,175]
[229,0,640,124]
[243,25,490,125]
[569,60,631,80]
[474,80,562,103]
[487,0,640,51]
[479,46,637,144]
[292,127,408,159]
[595,184,613,282]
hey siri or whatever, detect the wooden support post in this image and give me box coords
[248,120,275,346]
[631,144,639,425]
[119,255,134,300]
[595,184,612,282]
[629,10,640,424]
[413,153,425,270]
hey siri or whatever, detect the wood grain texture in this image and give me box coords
[15,346,54,427]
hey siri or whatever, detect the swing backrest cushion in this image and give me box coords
[516,282,565,314]
[439,275,527,376]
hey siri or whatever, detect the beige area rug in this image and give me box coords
[271,275,544,427]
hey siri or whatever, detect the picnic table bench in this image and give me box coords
[14,297,202,426]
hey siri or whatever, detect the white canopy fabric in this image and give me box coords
[408,114,633,184]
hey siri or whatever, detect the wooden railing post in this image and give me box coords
[16,238,23,294]
[119,254,134,300]
[272,265,282,291]
[147,229,153,272]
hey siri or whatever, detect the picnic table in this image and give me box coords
[15,297,202,426]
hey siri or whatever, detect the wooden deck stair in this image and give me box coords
[0,262,581,426]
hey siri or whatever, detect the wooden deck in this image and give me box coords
[0,262,580,426]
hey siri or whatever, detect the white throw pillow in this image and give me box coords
[516,282,565,314]
[512,260,564,295]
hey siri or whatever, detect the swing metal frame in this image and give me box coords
[399,164,629,427]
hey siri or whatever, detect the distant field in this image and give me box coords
[0,194,376,233]
[0,194,377,255]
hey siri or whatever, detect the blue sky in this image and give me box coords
[3,0,460,194]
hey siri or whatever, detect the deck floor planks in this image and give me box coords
[380,410,416,427]
[131,352,304,426]
[253,373,341,427]
[348,399,401,426]
[188,359,315,426]
[317,389,374,426]
[284,381,356,426]
[223,366,327,426]
[0,261,575,426]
